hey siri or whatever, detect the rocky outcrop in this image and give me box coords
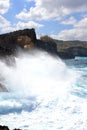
[0,28,36,55]
[0,125,21,130]
[66,46,87,57]
[0,125,9,130]
[17,35,34,49]
[0,125,22,130]
[0,28,58,56]
[58,51,75,59]
[0,28,87,59]
[36,39,57,54]
[57,46,87,59]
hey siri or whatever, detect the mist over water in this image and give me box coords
[0,50,77,98]
[0,50,87,130]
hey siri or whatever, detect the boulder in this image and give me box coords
[0,125,9,130]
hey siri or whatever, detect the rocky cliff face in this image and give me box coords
[36,39,57,54]
[0,28,87,59]
[0,28,36,55]
[58,46,87,59]
[66,46,87,57]
[0,28,57,56]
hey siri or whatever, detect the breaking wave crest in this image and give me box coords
[0,50,81,130]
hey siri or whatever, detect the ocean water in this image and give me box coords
[0,50,87,130]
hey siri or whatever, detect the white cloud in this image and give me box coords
[1,20,43,33]
[0,0,10,14]
[0,15,11,29]
[16,21,43,29]
[16,0,87,21]
[74,17,87,28]
[1,26,15,33]
[0,16,14,33]
[61,16,77,25]
[51,17,87,41]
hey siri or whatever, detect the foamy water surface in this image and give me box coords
[0,50,87,130]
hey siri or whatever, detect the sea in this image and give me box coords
[0,50,87,130]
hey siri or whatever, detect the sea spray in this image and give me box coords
[0,50,78,98]
[0,50,81,130]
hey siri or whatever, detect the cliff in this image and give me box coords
[0,28,36,55]
[56,41,87,59]
[0,29,87,59]
[40,36,87,59]
[0,29,57,56]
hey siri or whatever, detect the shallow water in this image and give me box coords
[0,51,87,130]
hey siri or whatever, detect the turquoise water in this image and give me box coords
[65,57,87,99]
[0,52,87,130]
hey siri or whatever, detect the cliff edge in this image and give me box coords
[0,28,87,59]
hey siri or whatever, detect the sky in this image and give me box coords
[0,0,87,41]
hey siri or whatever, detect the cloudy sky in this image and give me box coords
[0,0,87,41]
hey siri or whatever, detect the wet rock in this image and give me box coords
[0,125,22,130]
[0,125,9,130]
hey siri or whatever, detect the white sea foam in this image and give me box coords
[0,50,85,130]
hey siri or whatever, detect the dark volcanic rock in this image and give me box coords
[0,28,58,56]
[0,125,22,130]
[57,46,87,59]
[0,28,87,59]
[58,51,75,59]
[36,39,57,55]
[0,28,36,55]
[66,46,87,57]
[0,125,9,130]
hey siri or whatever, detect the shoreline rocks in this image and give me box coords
[0,125,22,130]
[0,28,87,59]
[0,125,9,130]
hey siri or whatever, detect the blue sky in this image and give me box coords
[0,0,87,41]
